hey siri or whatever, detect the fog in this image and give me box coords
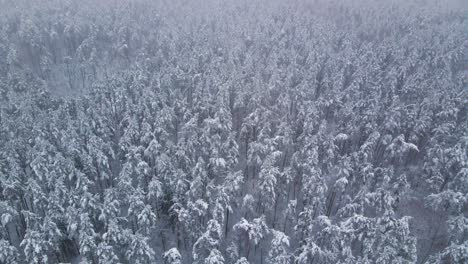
[0,0,466,263]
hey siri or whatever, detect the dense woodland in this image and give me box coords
[0,0,467,263]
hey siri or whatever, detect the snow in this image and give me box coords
[0,0,466,263]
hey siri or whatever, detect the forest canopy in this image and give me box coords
[0,0,467,263]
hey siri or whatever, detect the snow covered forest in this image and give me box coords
[0,0,467,263]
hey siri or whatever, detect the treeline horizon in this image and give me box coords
[0,0,467,263]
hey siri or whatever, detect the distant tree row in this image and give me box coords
[0,0,466,263]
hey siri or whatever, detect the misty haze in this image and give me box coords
[0,0,467,263]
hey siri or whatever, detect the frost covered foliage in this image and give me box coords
[0,0,467,263]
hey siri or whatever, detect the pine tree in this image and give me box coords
[0,239,19,264]
[205,249,225,264]
[125,233,155,264]
[258,151,281,214]
[96,241,121,264]
[234,257,250,264]
[78,212,97,263]
[193,219,222,263]
[21,225,49,263]
[163,248,182,264]
[268,230,290,264]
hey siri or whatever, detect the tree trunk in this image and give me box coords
[225,209,230,237]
